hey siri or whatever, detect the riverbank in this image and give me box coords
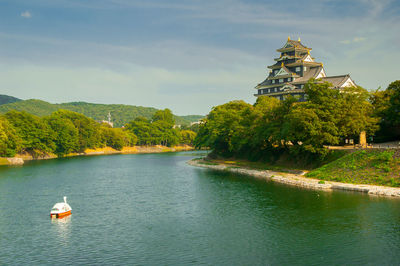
[0,145,194,166]
[188,158,400,198]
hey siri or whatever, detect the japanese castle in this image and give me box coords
[255,37,356,100]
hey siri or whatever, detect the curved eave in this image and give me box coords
[276,47,312,53]
[269,74,299,80]
[286,61,322,67]
[255,89,305,97]
[255,83,286,89]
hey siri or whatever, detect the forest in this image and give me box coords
[194,80,400,162]
[0,99,203,127]
[0,108,196,158]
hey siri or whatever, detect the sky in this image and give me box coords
[0,0,399,115]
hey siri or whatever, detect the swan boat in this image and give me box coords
[50,196,72,218]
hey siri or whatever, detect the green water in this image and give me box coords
[0,152,399,265]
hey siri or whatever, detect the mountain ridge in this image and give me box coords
[0,97,203,127]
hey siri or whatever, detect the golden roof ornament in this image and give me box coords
[307,50,310,54]
[281,62,284,67]
[298,37,301,42]
[287,36,291,41]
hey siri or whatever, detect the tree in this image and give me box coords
[386,80,400,128]
[5,110,56,157]
[99,124,137,150]
[0,115,22,157]
[180,130,197,145]
[336,86,378,139]
[371,80,400,141]
[125,117,154,145]
[194,101,254,155]
[45,112,79,156]
[51,109,101,152]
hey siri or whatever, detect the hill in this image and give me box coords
[0,99,203,127]
[0,95,21,105]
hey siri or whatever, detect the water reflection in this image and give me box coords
[51,215,72,243]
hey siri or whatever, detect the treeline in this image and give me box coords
[195,80,400,160]
[0,99,203,127]
[0,108,196,158]
[125,109,196,146]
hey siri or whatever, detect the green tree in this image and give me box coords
[0,115,22,157]
[180,130,197,145]
[386,80,400,129]
[371,80,400,142]
[51,109,101,151]
[125,117,154,145]
[45,112,79,156]
[194,101,254,155]
[99,124,137,150]
[5,110,56,157]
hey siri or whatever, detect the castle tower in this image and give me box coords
[254,37,356,100]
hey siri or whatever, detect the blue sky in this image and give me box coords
[0,0,399,115]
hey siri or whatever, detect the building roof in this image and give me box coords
[291,66,324,84]
[321,74,354,88]
[277,39,311,52]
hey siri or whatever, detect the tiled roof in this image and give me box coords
[291,66,323,84]
[321,75,351,88]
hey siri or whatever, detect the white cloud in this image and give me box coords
[20,11,32,18]
[340,37,367,44]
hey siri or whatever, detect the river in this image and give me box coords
[0,151,399,265]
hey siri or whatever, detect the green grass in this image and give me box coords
[306,149,400,187]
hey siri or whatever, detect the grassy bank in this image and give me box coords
[306,149,400,187]
[202,149,349,172]
[200,149,400,188]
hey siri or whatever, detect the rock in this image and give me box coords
[7,157,24,165]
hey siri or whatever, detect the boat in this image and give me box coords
[50,196,72,218]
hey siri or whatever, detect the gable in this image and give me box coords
[341,77,355,88]
[304,55,313,62]
[316,68,326,79]
[275,68,289,76]
[283,42,293,48]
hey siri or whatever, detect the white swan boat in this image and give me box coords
[50,196,72,218]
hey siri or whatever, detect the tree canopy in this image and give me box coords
[195,80,381,158]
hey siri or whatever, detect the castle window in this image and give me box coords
[288,77,291,82]
[304,66,307,71]
[279,79,283,83]
[296,66,301,72]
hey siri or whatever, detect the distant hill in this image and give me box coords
[0,99,203,127]
[0,95,21,105]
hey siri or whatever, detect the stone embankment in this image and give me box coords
[188,159,400,198]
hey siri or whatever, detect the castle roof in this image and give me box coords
[291,66,325,84]
[321,74,355,88]
[277,39,311,52]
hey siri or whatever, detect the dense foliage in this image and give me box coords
[125,109,195,146]
[0,107,196,158]
[0,99,203,127]
[195,80,381,160]
[371,80,400,142]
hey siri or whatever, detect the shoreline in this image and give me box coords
[188,159,400,198]
[1,145,194,166]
